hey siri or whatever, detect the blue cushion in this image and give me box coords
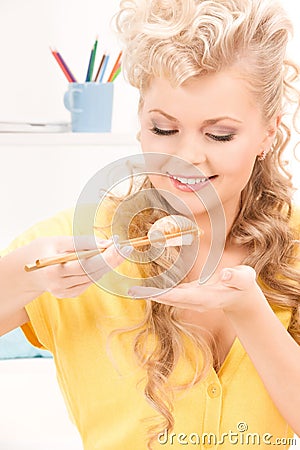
[0,327,52,359]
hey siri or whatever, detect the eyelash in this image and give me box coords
[206,133,235,142]
[150,126,177,136]
[150,126,235,142]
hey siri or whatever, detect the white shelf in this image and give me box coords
[0,132,139,146]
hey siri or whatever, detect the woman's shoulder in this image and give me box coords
[0,200,116,256]
[0,207,75,257]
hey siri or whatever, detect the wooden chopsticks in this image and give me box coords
[24,228,200,272]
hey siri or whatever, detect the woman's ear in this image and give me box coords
[258,114,282,157]
[266,114,281,141]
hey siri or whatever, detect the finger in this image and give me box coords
[77,242,133,278]
[98,243,134,271]
[220,265,257,290]
[128,287,207,311]
[149,296,193,309]
[47,257,95,279]
[57,237,123,278]
[128,286,167,299]
[50,281,93,299]
[82,244,134,283]
[44,234,115,255]
[149,285,204,305]
[127,279,200,299]
[48,243,128,289]
[95,234,119,248]
[44,264,93,291]
[73,234,116,251]
[128,284,203,305]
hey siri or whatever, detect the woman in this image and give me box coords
[1,0,300,448]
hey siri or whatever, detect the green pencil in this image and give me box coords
[111,65,121,82]
[86,36,98,82]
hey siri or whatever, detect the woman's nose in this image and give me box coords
[176,134,207,165]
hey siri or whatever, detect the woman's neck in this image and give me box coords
[192,197,241,250]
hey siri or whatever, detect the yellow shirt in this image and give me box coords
[1,205,299,450]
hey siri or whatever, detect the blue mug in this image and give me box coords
[64,82,114,132]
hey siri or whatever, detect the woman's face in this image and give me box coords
[139,71,276,218]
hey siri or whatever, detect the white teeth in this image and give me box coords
[173,175,209,184]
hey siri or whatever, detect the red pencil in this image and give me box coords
[107,51,122,82]
[50,48,76,82]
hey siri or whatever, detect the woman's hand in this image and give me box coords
[128,265,267,316]
[13,235,132,299]
[0,235,133,331]
[25,235,133,298]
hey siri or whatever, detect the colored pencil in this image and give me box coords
[107,51,122,82]
[99,54,110,83]
[85,47,94,82]
[86,36,98,82]
[111,65,121,82]
[50,44,121,84]
[56,51,77,82]
[94,53,106,82]
[50,48,76,82]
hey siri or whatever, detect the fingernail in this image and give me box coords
[96,237,113,247]
[128,289,140,299]
[112,235,121,250]
[121,245,134,256]
[221,270,232,281]
[112,234,119,244]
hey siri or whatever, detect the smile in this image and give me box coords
[166,172,218,192]
[172,175,211,184]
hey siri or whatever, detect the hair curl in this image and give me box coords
[109,1,300,447]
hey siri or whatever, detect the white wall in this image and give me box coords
[0,0,139,131]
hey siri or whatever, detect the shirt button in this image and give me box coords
[207,383,221,398]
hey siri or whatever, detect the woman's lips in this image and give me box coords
[167,173,218,192]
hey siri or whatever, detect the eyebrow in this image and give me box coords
[148,109,243,125]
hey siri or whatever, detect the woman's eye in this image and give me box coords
[150,126,178,136]
[206,133,235,142]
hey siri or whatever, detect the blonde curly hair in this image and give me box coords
[109,0,300,447]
